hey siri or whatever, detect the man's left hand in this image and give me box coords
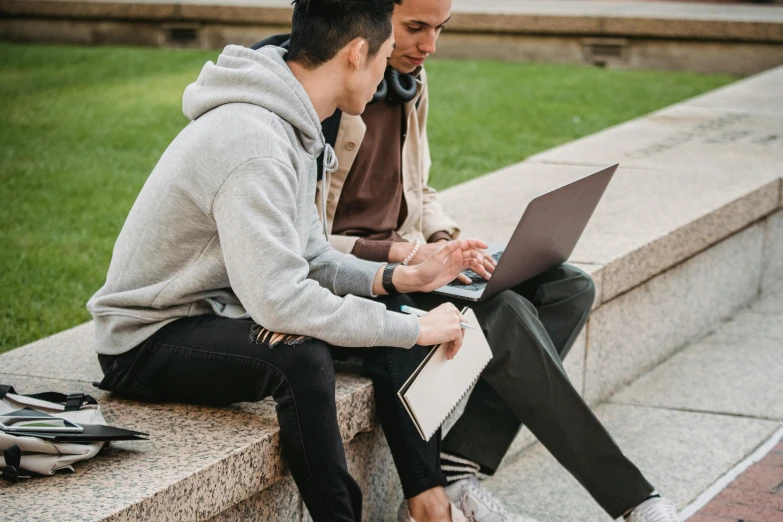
[393,239,492,293]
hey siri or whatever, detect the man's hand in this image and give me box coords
[394,239,493,293]
[391,240,497,282]
[416,302,466,359]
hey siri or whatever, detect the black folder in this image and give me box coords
[8,424,148,442]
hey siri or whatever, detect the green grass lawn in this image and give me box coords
[0,43,735,353]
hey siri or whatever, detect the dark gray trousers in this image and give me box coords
[412,264,654,519]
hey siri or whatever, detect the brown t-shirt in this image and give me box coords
[331,99,408,262]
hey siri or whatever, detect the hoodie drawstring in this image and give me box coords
[321,143,339,240]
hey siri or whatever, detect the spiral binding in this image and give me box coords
[422,355,492,441]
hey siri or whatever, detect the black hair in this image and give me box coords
[287,0,401,69]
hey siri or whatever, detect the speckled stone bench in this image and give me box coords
[1,65,782,522]
[0,323,402,521]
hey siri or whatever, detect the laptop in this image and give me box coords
[434,163,618,302]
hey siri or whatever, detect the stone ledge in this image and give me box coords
[685,65,783,115]
[0,327,377,522]
[2,0,783,43]
[438,162,781,304]
[0,0,180,21]
[446,14,783,44]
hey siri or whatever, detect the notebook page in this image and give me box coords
[401,308,492,440]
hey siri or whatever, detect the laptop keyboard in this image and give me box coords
[446,250,504,291]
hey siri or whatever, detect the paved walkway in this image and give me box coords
[481,280,783,521]
[690,443,783,521]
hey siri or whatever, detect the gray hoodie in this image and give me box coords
[87,45,420,356]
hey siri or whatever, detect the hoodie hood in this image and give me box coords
[183,45,324,157]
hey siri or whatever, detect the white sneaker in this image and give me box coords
[624,496,680,522]
[397,499,467,522]
[444,477,536,522]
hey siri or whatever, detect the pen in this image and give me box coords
[400,305,474,329]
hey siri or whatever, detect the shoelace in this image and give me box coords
[319,143,339,239]
[461,477,510,519]
[460,493,478,522]
[633,499,678,522]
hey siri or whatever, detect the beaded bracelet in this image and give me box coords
[401,241,420,266]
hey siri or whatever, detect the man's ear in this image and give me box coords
[346,38,367,70]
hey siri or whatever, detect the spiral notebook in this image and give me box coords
[397,308,492,441]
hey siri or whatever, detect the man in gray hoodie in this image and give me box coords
[88,1,489,521]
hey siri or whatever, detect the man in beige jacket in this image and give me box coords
[289,0,680,521]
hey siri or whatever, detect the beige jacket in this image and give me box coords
[315,68,461,254]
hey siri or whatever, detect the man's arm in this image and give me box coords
[305,193,492,297]
[325,232,406,263]
[214,158,419,349]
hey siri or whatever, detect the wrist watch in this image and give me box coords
[382,263,400,296]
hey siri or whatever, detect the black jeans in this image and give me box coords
[412,264,655,519]
[97,295,446,522]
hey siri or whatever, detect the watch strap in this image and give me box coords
[382,263,400,296]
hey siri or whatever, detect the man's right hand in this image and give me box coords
[416,303,466,360]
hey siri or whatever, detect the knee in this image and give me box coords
[475,291,540,355]
[561,264,596,310]
[482,289,538,321]
[284,340,336,394]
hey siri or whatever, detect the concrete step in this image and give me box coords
[482,284,783,521]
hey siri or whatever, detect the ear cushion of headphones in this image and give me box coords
[386,68,418,103]
[371,67,418,105]
[372,78,389,104]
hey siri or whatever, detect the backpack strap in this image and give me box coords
[0,385,16,400]
[0,385,97,411]
[1,445,31,483]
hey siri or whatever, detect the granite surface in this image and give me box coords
[752,283,783,315]
[686,65,783,115]
[612,327,783,421]
[528,105,783,178]
[1,321,100,383]
[571,170,777,301]
[762,210,783,293]
[439,161,780,303]
[321,426,403,522]
[438,162,600,246]
[584,223,764,404]
[0,369,375,522]
[208,426,403,522]
[206,475,303,522]
[719,308,783,342]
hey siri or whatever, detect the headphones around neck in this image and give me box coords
[372,66,418,105]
